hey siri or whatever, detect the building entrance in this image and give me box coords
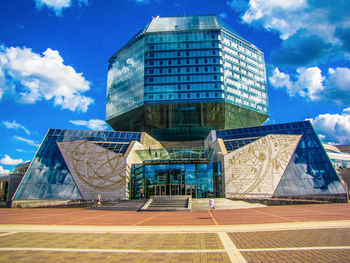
[131,161,222,199]
[154,184,197,197]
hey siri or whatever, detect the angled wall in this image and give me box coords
[224,134,301,198]
[57,140,127,200]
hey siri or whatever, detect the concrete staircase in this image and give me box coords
[191,198,265,210]
[141,196,191,211]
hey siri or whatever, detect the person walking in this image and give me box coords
[209,197,215,211]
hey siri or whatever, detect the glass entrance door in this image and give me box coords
[154,184,186,196]
[186,184,197,198]
[155,185,166,196]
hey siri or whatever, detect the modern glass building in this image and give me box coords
[106,15,269,141]
[10,15,348,207]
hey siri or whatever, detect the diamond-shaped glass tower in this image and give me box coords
[106,15,269,141]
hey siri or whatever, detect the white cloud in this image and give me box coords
[0,165,10,174]
[231,1,350,66]
[0,155,23,166]
[239,0,341,41]
[14,136,40,147]
[269,67,325,100]
[3,120,30,135]
[219,13,227,19]
[69,119,108,130]
[0,46,93,112]
[35,0,88,16]
[269,66,350,105]
[309,108,350,145]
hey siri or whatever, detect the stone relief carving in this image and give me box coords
[224,134,301,198]
[57,140,127,200]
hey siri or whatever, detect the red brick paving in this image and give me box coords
[241,250,350,263]
[0,203,349,226]
[228,228,350,249]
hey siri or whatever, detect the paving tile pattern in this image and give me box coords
[242,249,350,263]
[0,232,224,250]
[0,251,231,263]
[1,203,350,226]
[229,228,350,249]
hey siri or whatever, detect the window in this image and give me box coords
[213,75,217,80]
[187,93,190,98]
[150,53,154,58]
[186,51,189,56]
[213,58,216,63]
[187,84,190,89]
[177,68,181,73]
[204,59,208,63]
[195,59,199,64]
[212,42,215,47]
[186,36,189,41]
[205,67,208,72]
[212,51,216,55]
[177,52,180,56]
[168,68,172,73]
[149,61,154,66]
[149,77,153,82]
[178,85,181,90]
[177,59,181,65]
[149,95,153,99]
[197,93,200,98]
[211,35,215,39]
[187,76,190,81]
[195,67,199,72]
[159,69,163,74]
[150,45,154,50]
[206,92,209,98]
[213,67,217,72]
[186,44,189,48]
[178,76,181,81]
[160,94,163,99]
[159,61,163,65]
[168,60,172,65]
[178,94,181,98]
[149,69,154,74]
[186,59,189,64]
[186,67,190,72]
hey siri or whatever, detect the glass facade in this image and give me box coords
[106,36,145,120]
[13,129,142,200]
[221,30,268,115]
[131,161,222,199]
[106,15,269,141]
[214,121,347,200]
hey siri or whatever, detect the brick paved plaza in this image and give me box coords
[0,203,349,262]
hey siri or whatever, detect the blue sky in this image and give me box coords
[1,0,349,173]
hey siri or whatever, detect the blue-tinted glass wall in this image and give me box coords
[106,36,145,121]
[144,31,224,104]
[220,30,268,115]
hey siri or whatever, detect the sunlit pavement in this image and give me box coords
[0,203,349,262]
